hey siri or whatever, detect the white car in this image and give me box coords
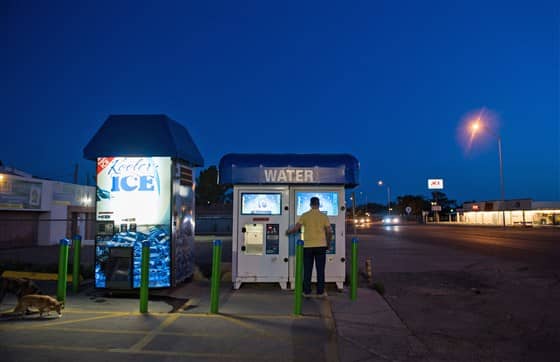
[382,215,401,225]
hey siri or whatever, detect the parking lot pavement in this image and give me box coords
[0,275,419,362]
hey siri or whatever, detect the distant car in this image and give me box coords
[382,215,401,225]
[353,217,372,228]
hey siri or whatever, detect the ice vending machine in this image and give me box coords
[83,115,204,289]
[219,153,359,290]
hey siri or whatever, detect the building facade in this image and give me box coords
[0,168,95,248]
[461,199,560,226]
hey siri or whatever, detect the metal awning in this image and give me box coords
[83,114,204,166]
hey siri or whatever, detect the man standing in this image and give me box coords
[286,197,333,297]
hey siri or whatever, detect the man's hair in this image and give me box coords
[310,197,320,207]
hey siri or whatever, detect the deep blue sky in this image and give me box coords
[1,0,559,205]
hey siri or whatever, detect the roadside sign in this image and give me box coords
[431,205,442,211]
[428,179,444,189]
[405,206,412,214]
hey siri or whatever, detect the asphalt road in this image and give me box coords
[352,224,560,361]
[350,224,560,272]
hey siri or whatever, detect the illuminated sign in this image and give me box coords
[427,179,444,189]
[264,168,315,183]
[0,177,42,210]
[96,157,171,225]
[225,166,347,184]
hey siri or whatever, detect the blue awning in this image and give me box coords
[219,153,359,187]
[83,114,204,166]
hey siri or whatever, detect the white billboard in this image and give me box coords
[428,179,444,189]
[96,157,172,226]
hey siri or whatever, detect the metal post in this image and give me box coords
[387,186,391,214]
[57,238,70,302]
[351,192,356,235]
[350,238,358,300]
[498,136,506,227]
[210,239,222,314]
[293,239,304,315]
[139,239,150,313]
[72,234,82,293]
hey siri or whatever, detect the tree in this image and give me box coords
[396,195,430,216]
[195,166,231,206]
[431,191,457,213]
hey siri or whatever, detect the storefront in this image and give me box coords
[461,199,560,226]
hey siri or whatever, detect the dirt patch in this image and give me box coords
[376,267,560,361]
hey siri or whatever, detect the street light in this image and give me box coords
[470,118,506,227]
[377,180,391,214]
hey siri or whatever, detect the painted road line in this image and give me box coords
[0,312,132,330]
[0,343,244,359]
[211,313,270,334]
[199,313,320,320]
[129,313,180,351]
[0,323,317,342]
[23,326,284,338]
[62,309,170,316]
[175,297,198,311]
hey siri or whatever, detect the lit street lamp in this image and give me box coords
[377,180,391,214]
[470,119,506,226]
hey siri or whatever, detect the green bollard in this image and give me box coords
[139,239,150,313]
[72,234,82,293]
[57,238,70,302]
[293,239,304,315]
[210,239,222,314]
[350,237,358,300]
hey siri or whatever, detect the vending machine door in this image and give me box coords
[289,186,346,290]
[233,187,289,289]
[105,247,133,289]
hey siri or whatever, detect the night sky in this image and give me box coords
[1,0,558,205]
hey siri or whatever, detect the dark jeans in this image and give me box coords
[303,247,327,294]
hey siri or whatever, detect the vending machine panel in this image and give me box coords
[265,223,280,254]
[243,224,264,255]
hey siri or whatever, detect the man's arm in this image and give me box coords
[324,223,333,241]
[286,223,302,235]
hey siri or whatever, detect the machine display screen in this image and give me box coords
[241,193,282,215]
[296,191,339,216]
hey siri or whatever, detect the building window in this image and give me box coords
[0,176,11,193]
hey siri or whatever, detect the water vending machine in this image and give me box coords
[219,153,359,290]
[232,186,290,289]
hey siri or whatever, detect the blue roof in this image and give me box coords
[219,153,359,187]
[83,114,204,166]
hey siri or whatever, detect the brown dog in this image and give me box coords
[13,294,63,317]
[0,277,41,303]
